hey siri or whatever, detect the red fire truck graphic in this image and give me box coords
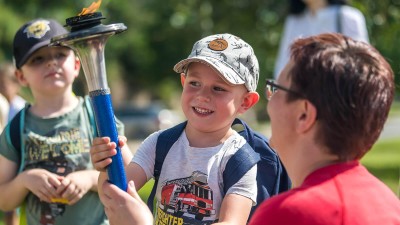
[160,171,215,221]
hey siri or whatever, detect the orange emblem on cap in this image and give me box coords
[209,38,228,51]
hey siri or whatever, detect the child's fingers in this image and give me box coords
[118,136,127,147]
[92,136,110,145]
[90,137,117,171]
[91,146,117,161]
[93,158,113,172]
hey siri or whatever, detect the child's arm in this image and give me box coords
[215,163,257,225]
[0,155,62,210]
[0,156,29,210]
[213,194,253,225]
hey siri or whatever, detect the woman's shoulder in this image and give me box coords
[338,5,366,19]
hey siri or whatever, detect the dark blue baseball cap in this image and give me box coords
[13,18,67,69]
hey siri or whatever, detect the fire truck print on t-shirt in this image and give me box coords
[156,171,216,225]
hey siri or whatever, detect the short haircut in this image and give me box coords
[288,33,394,160]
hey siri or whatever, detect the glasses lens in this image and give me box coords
[266,86,273,100]
[265,80,276,100]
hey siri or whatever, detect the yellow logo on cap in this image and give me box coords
[208,38,228,51]
[24,20,50,39]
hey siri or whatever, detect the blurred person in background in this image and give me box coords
[274,0,369,78]
[0,93,9,130]
[0,61,26,120]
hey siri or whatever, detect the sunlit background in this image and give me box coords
[0,1,398,207]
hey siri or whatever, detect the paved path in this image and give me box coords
[379,116,400,140]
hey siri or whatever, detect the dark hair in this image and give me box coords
[288,33,394,160]
[289,0,348,15]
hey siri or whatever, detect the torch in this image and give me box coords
[51,8,127,191]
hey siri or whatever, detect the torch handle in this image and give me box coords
[90,92,127,191]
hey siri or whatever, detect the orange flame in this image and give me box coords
[78,0,102,16]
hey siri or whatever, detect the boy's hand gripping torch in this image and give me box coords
[51,12,128,191]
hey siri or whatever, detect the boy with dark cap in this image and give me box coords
[0,18,124,225]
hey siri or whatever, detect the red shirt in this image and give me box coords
[250,161,400,225]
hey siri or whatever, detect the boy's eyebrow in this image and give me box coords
[188,74,234,88]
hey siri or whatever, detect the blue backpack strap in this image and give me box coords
[147,121,187,211]
[223,142,260,194]
[231,118,291,218]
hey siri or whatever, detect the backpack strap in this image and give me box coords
[224,118,261,193]
[232,118,291,219]
[5,107,26,173]
[147,121,187,211]
[83,95,98,137]
[336,5,343,33]
[223,142,260,194]
[232,118,256,148]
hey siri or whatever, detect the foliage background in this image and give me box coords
[0,2,399,222]
[0,0,399,119]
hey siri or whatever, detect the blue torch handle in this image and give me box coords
[90,93,127,191]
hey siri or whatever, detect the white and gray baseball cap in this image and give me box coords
[174,33,259,92]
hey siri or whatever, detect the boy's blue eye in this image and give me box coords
[189,81,199,87]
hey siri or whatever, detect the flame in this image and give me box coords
[78,0,102,16]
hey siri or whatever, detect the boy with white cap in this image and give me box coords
[91,33,260,225]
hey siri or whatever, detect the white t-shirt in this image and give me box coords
[274,5,369,78]
[8,95,26,120]
[133,129,257,224]
[0,94,9,130]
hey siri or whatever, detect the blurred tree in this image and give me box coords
[0,0,399,120]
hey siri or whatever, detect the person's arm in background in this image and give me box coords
[341,6,369,43]
[274,16,295,79]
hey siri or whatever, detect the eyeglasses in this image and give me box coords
[265,79,303,101]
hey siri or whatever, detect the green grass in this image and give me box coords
[361,137,400,196]
[389,100,400,117]
[138,179,154,202]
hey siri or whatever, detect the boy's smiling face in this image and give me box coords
[180,62,252,133]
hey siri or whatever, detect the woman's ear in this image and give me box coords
[180,73,186,87]
[239,91,260,113]
[296,100,317,133]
